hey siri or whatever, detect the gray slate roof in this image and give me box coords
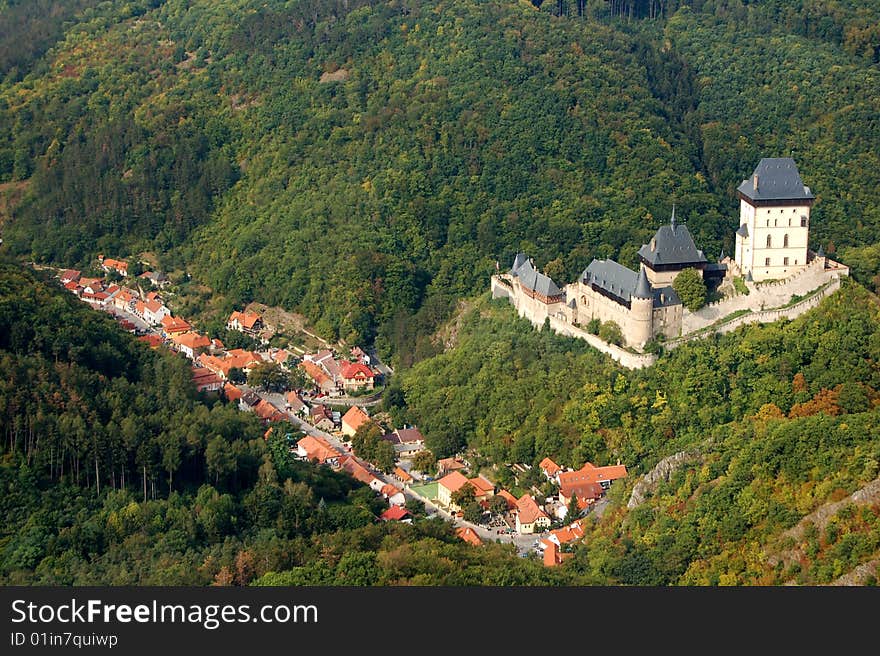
[736,224,749,238]
[638,220,707,267]
[652,286,681,308]
[634,267,652,299]
[737,158,814,202]
[510,254,562,297]
[583,259,639,302]
[584,259,682,308]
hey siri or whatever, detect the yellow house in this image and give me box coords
[437,471,470,511]
[515,494,551,534]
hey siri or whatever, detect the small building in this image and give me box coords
[192,367,223,393]
[139,271,169,288]
[539,457,562,482]
[310,404,335,432]
[239,391,261,412]
[380,483,406,507]
[253,399,285,423]
[437,457,467,477]
[59,269,81,284]
[296,435,339,466]
[300,360,337,394]
[171,332,211,359]
[437,471,470,511]
[227,310,263,335]
[100,257,129,276]
[285,391,307,417]
[380,506,411,522]
[339,361,375,392]
[496,489,519,511]
[223,383,243,403]
[456,526,483,547]
[142,299,171,326]
[382,426,426,456]
[393,467,413,485]
[469,475,495,501]
[137,334,164,349]
[515,494,551,534]
[160,315,192,337]
[341,406,371,438]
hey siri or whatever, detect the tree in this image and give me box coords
[205,436,235,487]
[451,484,476,509]
[463,501,484,524]
[586,318,601,334]
[567,493,581,521]
[598,320,623,346]
[228,367,246,385]
[373,439,396,473]
[411,449,436,474]
[489,495,509,516]
[247,362,291,393]
[673,268,707,311]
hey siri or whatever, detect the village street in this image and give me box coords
[242,383,548,555]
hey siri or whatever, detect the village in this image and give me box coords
[51,254,629,565]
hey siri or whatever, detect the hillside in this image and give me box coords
[1,1,878,361]
[0,260,584,585]
[388,282,880,584]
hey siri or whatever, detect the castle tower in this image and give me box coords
[637,206,707,287]
[734,158,813,282]
[629,266,654,347]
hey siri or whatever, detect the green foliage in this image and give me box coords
[586,318,601,335]
[733,276,750,296]
[673,268,707,311]
[598,320,623,346]
[246,362,291,393]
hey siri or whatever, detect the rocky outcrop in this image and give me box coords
[627,451,702,509]
[831,559,879,586]
[768,476,880,572]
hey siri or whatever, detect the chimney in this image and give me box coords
[753,174,759,190]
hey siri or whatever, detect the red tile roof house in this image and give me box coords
[142,299,171,326]
[341,406,371,438]
[468,475,495,501]
[393,467,414,485]
[113,288,138,313]
[437,457,467,477]
[338,455,382,489]
[191,367,224,393]
[542,541,573,568]
[223,383,243,403]
[296,435,340,466]
[515,494,551,534]
[496,489,519,511]
[99,257,129,276]
[380,506,411,522]
[339,361,375,392]
[539,457,563,482]
[59,269,81,284]
[456,526,483,547]
[171,332,212,359]
[380,483,406,507]
[226,310,263,335]
[300,360,337,395]
[437,471,470,512]
[253,399,286,423]
[160,314,192,337]
[285,391,307,417]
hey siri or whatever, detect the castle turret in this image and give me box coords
[629,267,654,348]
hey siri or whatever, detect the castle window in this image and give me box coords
[788,218,791,226]
[774,218,778,227]
[795,259,798,264]
[783,234,789,248]
[765,257,771,266]
[784,257,789,266]
[766,235,772,248]
[801,216,808,227]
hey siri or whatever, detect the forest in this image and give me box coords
[1,0,878,360]
[0,260,582,585]
[1,0,879,585]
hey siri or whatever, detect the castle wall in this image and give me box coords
[571,281,652,348]
[652,304,682,340]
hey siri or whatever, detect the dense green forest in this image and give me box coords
[0,261,581,584]
[1,0,878,359]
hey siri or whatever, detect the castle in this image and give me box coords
[491,158,848,355]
